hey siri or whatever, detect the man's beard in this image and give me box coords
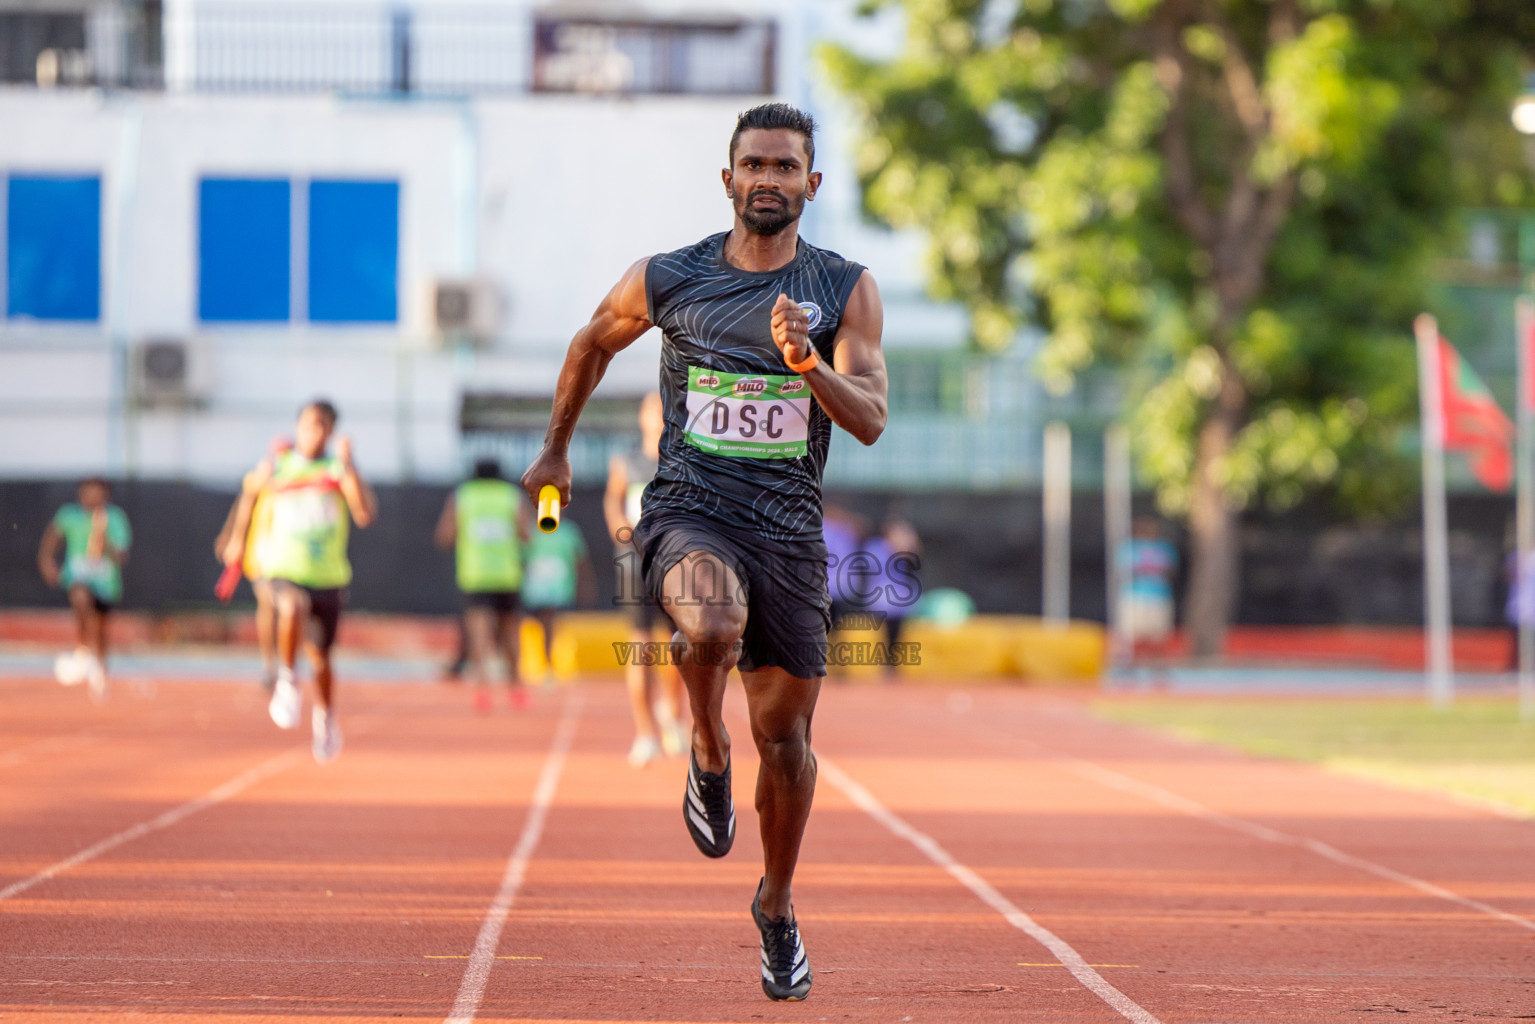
[736,189,802,236]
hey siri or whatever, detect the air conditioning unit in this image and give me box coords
[132,339,212,408]
[428,278,502,346]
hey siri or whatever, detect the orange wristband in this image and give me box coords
[785,346,820,374]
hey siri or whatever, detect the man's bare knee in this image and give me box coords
[683,603,745,644]
[663,552,746,642]
[755,728,813,780]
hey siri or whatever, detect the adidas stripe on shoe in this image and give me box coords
[683,750,735,858]
[751,878,812,1001]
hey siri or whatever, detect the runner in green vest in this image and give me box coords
[435,458,533,712]
[223,400,377,763]
[37,476,132,702]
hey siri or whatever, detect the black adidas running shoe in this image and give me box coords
[683,750,735,858]
[751,878,812,1001]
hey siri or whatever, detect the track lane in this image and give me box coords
[0,679,569,1021]
[823,686,1535,1023]
[465,686,1126,1023]
[6,677,1535,1022]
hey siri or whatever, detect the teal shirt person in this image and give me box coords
[522,524,588,610]
[53,503,132,603]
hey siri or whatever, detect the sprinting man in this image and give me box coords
[38,477,132,702]
[223,401,376,762]
[214,435,291,691]
[522,102,887,1001]
[435,457,533,713]
[605,392,686,766]
[522,515,593,686]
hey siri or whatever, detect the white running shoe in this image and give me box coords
[85,656,108,703]
[311,707,343,763]
[268,672,301,729]
[628,734,662,768]
[658,717,687,758]
[54,650,88,686]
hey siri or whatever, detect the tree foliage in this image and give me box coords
[826,0,1533,513]
[825,0,1535,650]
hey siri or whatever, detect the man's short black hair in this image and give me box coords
[304,399,338,428]
[473,457,502,480]
[730,102,816,169]
[79,476,110,494]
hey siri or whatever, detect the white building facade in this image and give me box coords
[0,0,1049,488]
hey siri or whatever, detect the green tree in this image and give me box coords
[825,0,1535,655]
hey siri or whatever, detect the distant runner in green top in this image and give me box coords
[223,400,377,764]
[435,458,534,713]
[37,476,132,702]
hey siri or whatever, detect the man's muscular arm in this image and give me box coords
[770,271,887,446]
[521,258,653,506]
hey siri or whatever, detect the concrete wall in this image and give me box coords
[0,90,768,483]
[0,0,977,485]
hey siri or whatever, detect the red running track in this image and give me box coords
[2,674,1534,1023]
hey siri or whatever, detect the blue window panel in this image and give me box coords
[308,180,398,323]
[198,178,290,322]
[7,175,101,321]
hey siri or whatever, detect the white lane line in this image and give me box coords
[818,756,1163,1024]
[1059,755,1535,934]
[0,748,304,902]
[444,688,584,1024]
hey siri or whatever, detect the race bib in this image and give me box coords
[271,489,340,535]
[65,555,110,584]
[684,366,810,459]
[469,516,512,543]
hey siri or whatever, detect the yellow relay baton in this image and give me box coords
[537,484,561,533]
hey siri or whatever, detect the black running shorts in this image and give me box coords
[633,511,831,679]
[271,579,344,651]
[464,590,521,616]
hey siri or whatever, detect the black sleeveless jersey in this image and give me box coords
[641,231,866,548]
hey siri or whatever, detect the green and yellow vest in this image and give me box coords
[455,478,523,593]
[262,452,352,589]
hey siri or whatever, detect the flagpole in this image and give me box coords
[1104,424,1132,673]
[1517,299,1535,721]
[1415,314,1454,708]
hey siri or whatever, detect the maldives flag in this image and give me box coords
[1438,335,1513,491]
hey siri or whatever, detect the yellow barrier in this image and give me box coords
[523,611,1105,683]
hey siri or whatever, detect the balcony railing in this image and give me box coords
[4,4,774,96]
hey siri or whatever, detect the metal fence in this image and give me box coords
[5,4,774,96]
[459,349,1112,491]
[170,5,530,94]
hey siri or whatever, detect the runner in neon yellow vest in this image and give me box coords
[213,435,293,692]
[435,457,533,712]
[223,400,377,763]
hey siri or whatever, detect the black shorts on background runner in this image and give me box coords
[271,579,344,651]
[634,511,831,679]
[465,590,521,615]
[615,546,675,634]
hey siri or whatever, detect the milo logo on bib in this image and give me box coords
[685,365,811,459]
